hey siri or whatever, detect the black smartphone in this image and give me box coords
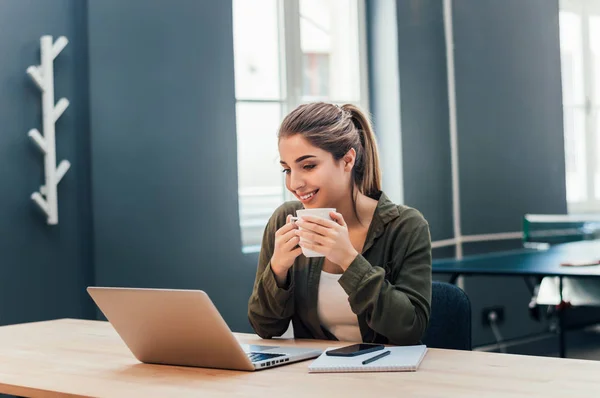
[325,343,384,357]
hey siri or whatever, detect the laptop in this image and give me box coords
[87,287,322,371]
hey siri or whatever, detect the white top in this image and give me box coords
[317,270,362,342]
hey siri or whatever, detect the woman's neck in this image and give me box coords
[333,189,378,229]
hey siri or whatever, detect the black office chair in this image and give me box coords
[422,281,471,350]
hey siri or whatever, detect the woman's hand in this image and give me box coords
[295,211,359,270]
[270,215,303,286]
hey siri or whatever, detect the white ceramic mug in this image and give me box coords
[290,208,336,258]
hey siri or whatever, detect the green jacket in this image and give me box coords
[247,191,432,345]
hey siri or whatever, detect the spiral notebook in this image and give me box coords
[308,345,427,373]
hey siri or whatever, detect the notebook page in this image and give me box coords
[308,345,427,373]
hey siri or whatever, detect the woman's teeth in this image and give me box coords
[300,191,316,200]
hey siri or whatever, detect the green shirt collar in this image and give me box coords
[362,191,400,253]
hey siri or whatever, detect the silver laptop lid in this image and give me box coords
[87,287,255,371]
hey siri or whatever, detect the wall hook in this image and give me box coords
[27,35,71,225]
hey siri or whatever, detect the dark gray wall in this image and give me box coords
[88,0,257,332]
[392,0,567,243]
[379,0,567,348]
[453,0,567,347]
[0,0,94,325]
[394,0,454,242]
[454,0,567,236]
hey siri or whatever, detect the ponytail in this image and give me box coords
[341,104,382,198]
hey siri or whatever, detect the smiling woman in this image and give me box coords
[248,102,433,346]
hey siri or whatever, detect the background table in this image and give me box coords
[433,240,600,357]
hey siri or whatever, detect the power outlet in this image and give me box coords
[482,306,505,326]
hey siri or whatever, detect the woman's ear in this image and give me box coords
[342,148,356,172]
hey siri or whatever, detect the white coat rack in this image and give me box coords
[27,35,71,225]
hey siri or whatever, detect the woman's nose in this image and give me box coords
[289,173,305,191]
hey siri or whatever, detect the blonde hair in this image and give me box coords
[278,102,382,202]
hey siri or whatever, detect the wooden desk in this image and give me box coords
[0,319,599,397]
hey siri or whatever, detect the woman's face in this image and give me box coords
[279,134,354,208]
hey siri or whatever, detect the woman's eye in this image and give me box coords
[303,164,315,170]
[282,169,291,174]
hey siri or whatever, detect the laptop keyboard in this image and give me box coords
[247,352,285,363]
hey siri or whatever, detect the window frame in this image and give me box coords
[234,0,370,251]
[560,0,600,213]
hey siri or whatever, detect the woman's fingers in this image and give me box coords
[283,236,301,251]
[295,220,329,236]
[297,215,338,229]
[276,215,298,237]
[296,229,324,244]
[296,230,335,248]
[329,211,346,227]
[280,227,298,243]
[298,240,322,254]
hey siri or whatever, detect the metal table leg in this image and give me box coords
[449,273,459,285]
[558,276,566,358]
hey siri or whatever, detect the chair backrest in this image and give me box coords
[422,281,471,350]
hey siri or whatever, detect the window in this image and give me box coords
[559,0,600,213]
[232,0,368,251]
